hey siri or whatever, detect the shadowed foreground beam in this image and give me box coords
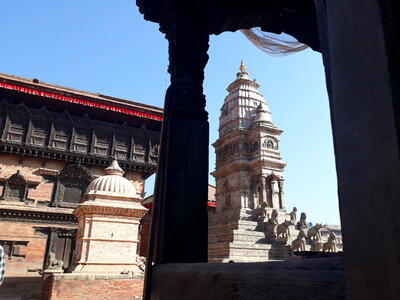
[316,0,400,299]
[150,257,345,299]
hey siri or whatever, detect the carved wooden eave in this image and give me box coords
[0,206,77,225]
[0,176,40,186]
[0,73,162,177]
[0,141,157,175]
[136,0,320,51]
[35,168,60,177]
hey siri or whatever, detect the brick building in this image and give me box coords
[0,73,162,298]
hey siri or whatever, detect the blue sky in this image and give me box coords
[0,1,340,225]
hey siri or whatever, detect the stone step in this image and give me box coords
[229,242,272,250]
[208,220,258,232]
[208,224,238,233]
[225,256,271,263]
[232,235,266,244]
[233,229,264,236]
[229,248,272,257]
[237,220,258,227]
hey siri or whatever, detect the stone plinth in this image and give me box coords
[42,273,144,300]
[72,160,147,274]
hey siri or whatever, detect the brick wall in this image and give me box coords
[0,153,147,277]
[44,274,144,300]
[0,221,48,276]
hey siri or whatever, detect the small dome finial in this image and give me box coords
[239,60,246,73]
[104,160,125,176]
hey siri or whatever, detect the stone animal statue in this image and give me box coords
[296,212,307,230]
[291,229,306,251]
[307,223,323,240]
[276,220,292,238]
[47,252,63,270]
[267,209,279,226]
[254,203,267,221]
[311,239,323,251]
[323,232,337,252]
[289,207,297,222]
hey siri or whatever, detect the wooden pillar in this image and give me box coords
[315,0,400,298]
[144,16,209,297]
[145,2,209,269]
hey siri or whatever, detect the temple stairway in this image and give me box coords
[208,216,302,263]
[208,220,297,262]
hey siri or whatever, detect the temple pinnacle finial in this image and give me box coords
[104,159,125,176]
[239,60,246,73]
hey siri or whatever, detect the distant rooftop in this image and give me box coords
[0,73,163,121]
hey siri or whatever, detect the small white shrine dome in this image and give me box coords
[85,160,137,196]
[253,103,272,123]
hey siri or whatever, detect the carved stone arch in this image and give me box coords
[51,111,73,150]
[274,141,279,150]
[29,107,52,147]
[52,164,92,208]
[222,180,232,208]
[265,174,281,208]
[3,103,31,144]
[242,142,250,153]
[266,138,274,149]
[73,114,93,153]
[1,170,28,202]
[252,179,263,208]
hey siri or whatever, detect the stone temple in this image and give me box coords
[209,62,295,262]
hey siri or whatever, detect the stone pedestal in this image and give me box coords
[71,160,147,274]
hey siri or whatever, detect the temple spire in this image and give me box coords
[236,60,250,80]
[239,60,246,73]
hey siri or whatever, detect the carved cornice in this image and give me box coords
[0,208,77,225]
[0,141,157,174]
[0,99,160,177]
[75,205,147,219]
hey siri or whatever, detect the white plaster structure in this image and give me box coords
[72,160,147,273]
[209,62,291,262]
[212,61,287,216]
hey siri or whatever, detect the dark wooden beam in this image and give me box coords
[137,0,320,51]
[144,11,210,300]
[150,257,345,299]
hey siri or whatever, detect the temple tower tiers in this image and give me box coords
[209,62,291,263]
[72,160,147,274]
[213,61,287,217]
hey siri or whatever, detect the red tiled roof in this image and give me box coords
[0,73,163,121]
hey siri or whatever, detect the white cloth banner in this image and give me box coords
[241,28,309,56]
